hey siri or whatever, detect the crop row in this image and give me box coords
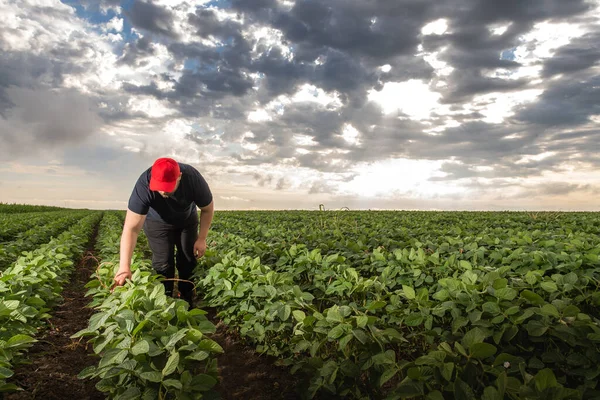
[0,211,77,242]
[0,211,102,393]
[74,212,223,399]
[0,211,92,270]
[0,203,66,214]
[196,213,600,400]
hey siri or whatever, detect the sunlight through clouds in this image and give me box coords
[1,0,599,210]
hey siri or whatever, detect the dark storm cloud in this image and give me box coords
[4,0,600,194]
[0,52,83,115]
[270,0,434,60]
[516,74,600,127]
[422,0,592,103]
[125,0,179,39]
[187,8,243,38]
[123,0,437,107]
[542,32,600,77]
[0,87,102,160]
[439,70,530,104]
[173,69,254,98]
[118,36,157,66]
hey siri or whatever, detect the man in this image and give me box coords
[112,157,214,307]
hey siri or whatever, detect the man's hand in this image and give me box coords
[111,267,132,291]
[194,238,207,259]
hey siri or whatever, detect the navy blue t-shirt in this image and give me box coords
[128,163,212,225]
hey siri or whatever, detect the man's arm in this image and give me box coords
[114,209,146,286]
[194,200,214,258]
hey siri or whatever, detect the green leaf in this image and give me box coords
[454,377,476,400]
[367,300,387,311]
[165,329,188,349]
[540,304,560,318]
[433,289,449,301]
[562,305,580,317]
[0,367,14,379]
[162,352,180,377]
[505,306,520,315]
[132,320,150,336]
[495,288,517,301]
[470,343,497,359]
[402,285,416,300]
[526,320,548,337]
[191,373,217,390]
[187,350,209,361]
[394,378,423,397]
[493,279,508,290]
[462,327,487,350]
[131,340,150,355]
[404,313,424,327]
[6,334,36,348]
[352,329,369,344]
[328,324,346,340]
[482,386,501,400]
[379,368,398,387]
[356,315,368,328]
[540,282,558,293]
[427,391,445,400]
[452,316,469,333]
[482,302,500,314]
[535,368,558,392]
[114,387,141,400]
[441,362,454,381]
[521,290,545,306]
[279,305,291,321]
[326,307,343,323]
[459,260,472,270]
[293,310,306,322]
[339,334,353,350]
[197,339,223,353]
[163,379,183,389]
[140,371,163,383]
[455,342,468,357]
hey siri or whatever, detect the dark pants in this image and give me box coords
[143,217,198,302]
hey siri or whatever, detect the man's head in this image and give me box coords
[149,158,182,198]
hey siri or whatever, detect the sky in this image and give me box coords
[0,0,599,211]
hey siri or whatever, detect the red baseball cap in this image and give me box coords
[149,158,181,192]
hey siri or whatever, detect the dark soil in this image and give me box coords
[205,308,305,400]
[4,220,311,400]
[6,225,103,400]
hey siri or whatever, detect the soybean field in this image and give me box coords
[2,206,600,400]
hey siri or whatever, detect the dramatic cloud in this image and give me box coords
[0,0,599,210]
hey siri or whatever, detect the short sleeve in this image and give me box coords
[127,173,152,215]
[189,168,213,208]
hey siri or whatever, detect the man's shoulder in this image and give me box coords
[179,163,197,173]
[180,163,203,180]
[137,167,152,185]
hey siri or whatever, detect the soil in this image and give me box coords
[205,308,305,400]
[5,225,103,400]
[4,220,309,400]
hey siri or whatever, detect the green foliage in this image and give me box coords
[0,211,90,269]
[0,211,101,392]
[195,211,600,399]
[74,212,222,399]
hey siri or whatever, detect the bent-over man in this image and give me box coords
[112,157,214,306]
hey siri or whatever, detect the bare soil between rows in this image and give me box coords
[6,225,103,400]
[4,220,307,400]
[205,307,304,400]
